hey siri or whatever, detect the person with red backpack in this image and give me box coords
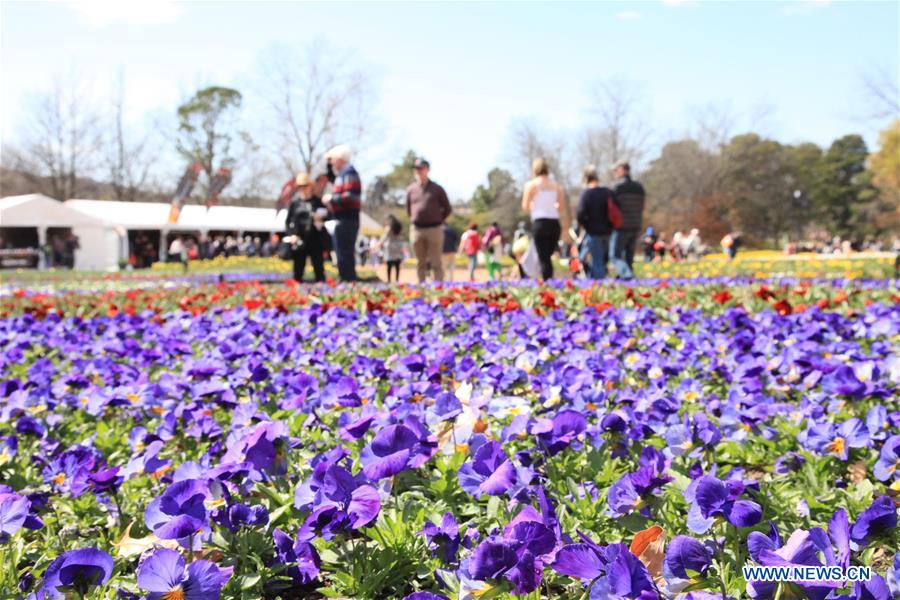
[458,223,482,282]
[576,165,621,279]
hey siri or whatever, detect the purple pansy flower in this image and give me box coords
[0,492,30,542]
[874,435,900,482]
[664,535,712,581]
[144,479,211,546]
[804,418,869,461]
[533,409,587,455]
[360,423,435,480]
[552,539,657,599]
[42,452,93,497]
[402,593,449,600]
[458,441,517,499]
[850,495,897,548]
[273,529,320,585]
[40,548,113,599]
[420,512,461,565]
[296,465,380,539]
[215,503,269,532]
[685,475,762,534]
[468,520,557,594]
[137,548,233,599]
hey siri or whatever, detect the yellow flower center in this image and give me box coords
[163,586,185,600]
[828,437,846,456]
[126,393,141,404]
[53,473,66,486]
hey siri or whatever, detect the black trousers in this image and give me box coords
[293,244,325,282]
[386,259,401,282]
[532,218,561,280]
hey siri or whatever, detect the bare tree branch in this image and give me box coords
[579,76,652,175]
[256,40,383,176]
[859,64,900,122]
[16,72,103,199]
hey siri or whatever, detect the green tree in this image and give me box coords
[868,120,900,233]
[722,134,795,245]
[815,134,877,238]
[366,150,418,221]
[643,139,725,230]
[783,142,823,239]
[176,86,243,191]
[469,167,522,233]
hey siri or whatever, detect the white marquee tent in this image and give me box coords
[0,194,122,270]
[66,199,383,236]
[1,195,385,271]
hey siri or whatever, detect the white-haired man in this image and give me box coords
[324,144,361,281]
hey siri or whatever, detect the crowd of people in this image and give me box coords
[282,151,736,283]
[117,143,900,282]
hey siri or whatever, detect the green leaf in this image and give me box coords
[240,574,261,590]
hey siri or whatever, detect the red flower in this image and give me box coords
[772,299,792,315]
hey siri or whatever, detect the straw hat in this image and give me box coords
[295,172,312,186]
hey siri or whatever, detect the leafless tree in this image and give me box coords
[579,76,652,175]
[505,118,572,188]
[105,70,156,201]
[256,40,382,175]
[15,72,103,200]
[859,64,900,123]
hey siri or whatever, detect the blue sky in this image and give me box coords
[1,0,897,199]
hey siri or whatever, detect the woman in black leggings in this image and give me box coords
[521,158,571,280]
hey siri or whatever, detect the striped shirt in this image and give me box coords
[330,164,362,220]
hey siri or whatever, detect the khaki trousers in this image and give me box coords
[411,225,445,282]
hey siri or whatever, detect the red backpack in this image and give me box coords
[463,231,481,255]
[607,193,624,229]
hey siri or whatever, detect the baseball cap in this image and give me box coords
[413,158,430,169]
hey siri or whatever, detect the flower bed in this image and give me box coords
[0,278,898,599]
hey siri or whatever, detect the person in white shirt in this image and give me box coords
[521,158,572,280]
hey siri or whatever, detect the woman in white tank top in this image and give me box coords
[521,158,571,280]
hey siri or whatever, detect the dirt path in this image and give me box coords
[369,262,517,284]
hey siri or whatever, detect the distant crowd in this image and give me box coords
[28,142,896,278]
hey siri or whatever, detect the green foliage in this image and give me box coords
[366,150,418,220]
[176,86,244,184]
[469,167,524,232]
[814,134,878,238]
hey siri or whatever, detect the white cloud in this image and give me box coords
[781,0,831,16]
[616,10,643,20]
[62,0,183,27]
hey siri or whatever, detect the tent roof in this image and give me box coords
[65,199,383,233]
[65,200,286,232]
[0,194,108,228]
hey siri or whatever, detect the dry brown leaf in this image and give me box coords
[111,521,180,557]
[848,460,867,484]
[630,525,666,588]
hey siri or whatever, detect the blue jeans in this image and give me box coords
[467,254,477,280]
[580,233,610,279]
[334,218,359,281]
[610,229,637,279]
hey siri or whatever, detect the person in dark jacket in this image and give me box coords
[286,172,328,283]
[609,160,645,280]
[642,227,657,262]
[323,145,361,282]
[576,165,616,279]
[407,157,452,282]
